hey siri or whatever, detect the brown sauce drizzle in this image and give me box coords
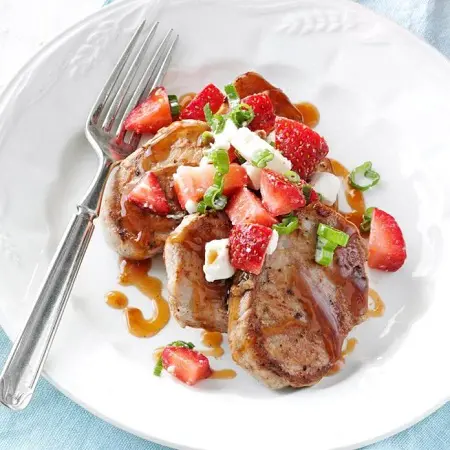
[179,92,196,112]
[330,159,366,229]
[295,102,320,128]
[327,337,358,376]
[200,331,225,358]
[105,291,128,309]
[210,369,237,380]
[365,288,385,318]
[109,259,171,338]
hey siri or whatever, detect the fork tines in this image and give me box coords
[89,20,178,143]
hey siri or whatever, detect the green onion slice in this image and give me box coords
[269,141,275,147]
[317,236,338,252]
[360,207,375,232]
[224,83,240,108]
[317,223,350,247]
[349,161,380,191]
[315,246,334,267]
[197,200,207,214]
[201,131,214,145]
[272,214,299,235]
[251,149,274,168]
[229,103,254,128]
[209,148,230,175]
[284,170,301,183]
[168,94,180,117]
[203,103,226,133]
[153,341,195,377]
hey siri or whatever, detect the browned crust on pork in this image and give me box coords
[100,120,209,260]
[228,204,368,389]
[164,212,232,332]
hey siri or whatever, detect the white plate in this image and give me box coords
[1,0,449,448]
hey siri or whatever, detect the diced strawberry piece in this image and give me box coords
[174,164,248,209]
[162,346,212,385]
[180,84,225,121]
[127,172,170,215]
[124,87,172,134]
[226,187,277,227]
[275,117,329,180]
[260,169,306,216]
[229,223,273,274]
[368,208,407,272]
[242,93,276,133]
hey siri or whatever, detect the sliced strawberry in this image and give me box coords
[174,164,248,209]
[180,84,225,121]
[124,87,172,134]
[226,187,277,227]
[275,117,329,180]
[229,223,273,275]
[127,172,170,215]
[260,169,306,216]
[368,208,407,272]
[242,93,276,133]
[162,346,212,385]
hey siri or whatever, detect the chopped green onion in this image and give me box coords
[317,236,338,252]
[317,223,349,247]
[229,103,254,128]
[360,207,375,232]
[168,340,195,348]
[272,214,299,235]
[284,170,301,183]
[224,83,240,108]
[203,103,226,133]
[197,200,207,214]
[204,103,213,124]
[153,358,163,376]
[349,161,380,191]
[315,246,334,266]
[168,94,180,117]
[269,141,275,147]
[204,185,223,208]
[209,148,230,175]
[251,149,274,168]
[201,131,214,145]
[153,341,194,377]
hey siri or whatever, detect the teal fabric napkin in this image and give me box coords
[1,0,449,448]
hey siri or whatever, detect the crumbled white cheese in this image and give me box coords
[266,130,276,144]
[212,119,238,151]
[310,172,341,206]
[242,162,262,190]
[185,199,198,214]
[203,239,235,282]
[199,156,211,166]
[231,127,291,174]
[266,230,279,255]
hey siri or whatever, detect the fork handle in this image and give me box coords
[0,157,113,410]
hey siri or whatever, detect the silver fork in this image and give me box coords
[0,21,178,411]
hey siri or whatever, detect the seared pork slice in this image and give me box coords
[164,212,232,332]
[234,72,304,123]
[228,204,368,389]
[101,120,209,260]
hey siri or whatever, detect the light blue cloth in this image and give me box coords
[1,0,450,449]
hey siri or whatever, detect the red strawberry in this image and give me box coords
[162,346,212,385]
[242,93,276,133]
[226,187,277,227]
[180,84,225,121]
[127,172,170,215]
[260,169,306,216]
[229,223,273,274]
[368,208,407,271]
[124,87,172,134]
[275,117,329,179]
